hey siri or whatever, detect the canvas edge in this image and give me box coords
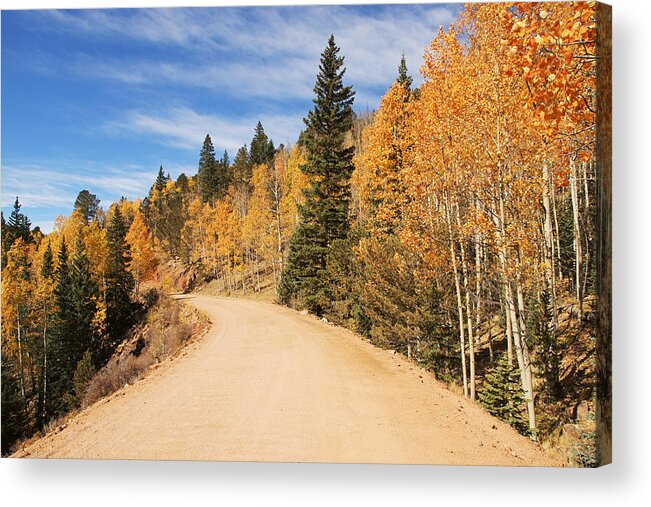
[595,0,612,467]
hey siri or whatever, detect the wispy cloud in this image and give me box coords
[1,162,156,210]
[107,107,305,153]
[30,5,458,102]
[71,55,316,101]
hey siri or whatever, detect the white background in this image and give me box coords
[0,0,648,505]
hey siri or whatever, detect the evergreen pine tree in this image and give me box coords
[279,35,355,314]
[216,150,231,199]
[198,134,218,204]
[74,190,101,223]
[249,121,275,166]
[69,236,99,361]
[233,145,251,186]
[6,197,32,248]
[1,347,29,455]
[479,353,531,436]
[176,172,189,193]
[48,238,74,415]
[48,236,100,415]
[528,288,562,400]
[232,144,252,197]
[397,52,413,90]
[41,242,54,278]
[105,206,134,348]
[221,150,230,168]
[1,212,7,270]
[154,165,169,192]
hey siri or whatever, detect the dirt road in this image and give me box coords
[16,295,558,465]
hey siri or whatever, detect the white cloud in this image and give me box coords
[72,55,316,101]
[108,107,305,154]
[37,5,458,103]
[1,162,156,210]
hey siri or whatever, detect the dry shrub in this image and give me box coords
[82,351,154,407]
[81,294,199,408]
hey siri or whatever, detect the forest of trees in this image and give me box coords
[2,2,603,461]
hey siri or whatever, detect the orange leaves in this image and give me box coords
[500,1,597,166]
[358,81,414,236]
[242,163,274,259]
[126,210,157,284]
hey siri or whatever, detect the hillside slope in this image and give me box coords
[15,295,559,465]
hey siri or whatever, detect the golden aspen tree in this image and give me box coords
[1,238,37,405]
[214,196,240,292]
[281,143,308,230]
[359,81,413,236]
[84,219,109,294]
[126,210,158,293]
[242,163,275,291]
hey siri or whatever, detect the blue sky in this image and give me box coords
[1,3,460,232]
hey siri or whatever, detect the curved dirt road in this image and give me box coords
[16,295,558,465]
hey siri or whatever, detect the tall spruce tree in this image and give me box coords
[197,135,230,204]
[397,52,413,90]
[233,145,251,185]
[198,134,218,204]
[1,212,7,264]
[176,172,189,193]
[249,121,275,166]
[69,236,99,361]
[41,242,54,278]
[154,165,169,192]
[218,149,231,197]
[48,239,73,415]
[48,236,100,415]
[279,35,355,314]
[105,206,134,348]
[1,347,29,455]
[5,197,32,249]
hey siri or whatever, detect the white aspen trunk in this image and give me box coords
[569,159,584,321]
[199,224,205,263]
[271,260,278,291]
[474,232,482,342]
[516,277,537,438]
[493,193,513,367]
[17,313,25,400]
[275,202,284,276]
[551,180,563,281]
[494,190,536,436]
[542,164,559,330]
[474,199,483,347]
[455,201,475,401]
[487,316,494,363]
[505,280,536,438]
[445,194,468,398]
[504,293,513,366]
[583,161,591,225]
[581,160,593,299]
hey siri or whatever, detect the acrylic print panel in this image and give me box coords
[0,2,611,467]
